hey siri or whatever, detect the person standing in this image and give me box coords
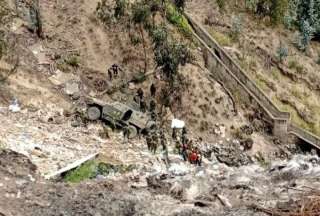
[150,83,156,98]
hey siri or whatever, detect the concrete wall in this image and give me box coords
[184,13,320,147]
[185,13,290,140]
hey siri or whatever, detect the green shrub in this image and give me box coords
[64,161,98,183]
[65,55,80,67]
[132,2,151,25]
[165,3,192,38]
[276,41,288,63]
[230,16,242,41]
[151,25,168,48]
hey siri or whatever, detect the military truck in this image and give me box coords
[86,98,155,138]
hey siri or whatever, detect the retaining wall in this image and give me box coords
[185,13,320,147]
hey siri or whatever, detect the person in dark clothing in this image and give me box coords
[150,83,156,98]
[111,64,122,78]
[172,128,177,141]
[137,88,144,100]
[149,99,156,112]
[140,98,147,113]
[107,67,113,81]
[181,142,188,161]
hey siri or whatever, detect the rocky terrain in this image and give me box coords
[1,0,320,215]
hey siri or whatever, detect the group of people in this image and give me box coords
[145,127,170,166]
[173,127,202,166]
[134,84,157,121]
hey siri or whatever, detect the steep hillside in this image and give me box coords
[187,0,320,136]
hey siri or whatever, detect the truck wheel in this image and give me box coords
[87,106,101,120]
[128,126,138,139]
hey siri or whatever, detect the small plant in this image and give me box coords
[65,55,80,67]
[230,15,242,41]
[165,3,192,38]
[216,0,226,11]
[151,25,168,48]
[276,41,288,63]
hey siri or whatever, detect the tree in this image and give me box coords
[132,1,151,73]
[296,20,314,51]
[154,40,193,83]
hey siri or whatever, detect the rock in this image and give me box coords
[170,182,184,199]
[64,81,79,96]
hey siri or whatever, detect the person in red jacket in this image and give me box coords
[189,149,198,164]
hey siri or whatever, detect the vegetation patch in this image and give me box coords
[165,3,192,38]
[64,160,135,183]
[272,95,319,135]
[64,160,98,183]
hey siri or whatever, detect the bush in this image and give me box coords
[64,161,98,183]
[295,20,314,51]
[151,25,168,48]
[217,0,226,11]
[276,41,288,63]
[65,55,80,67]
[132,2,151,25]
[230,16,242,41]
[165,3,192,38]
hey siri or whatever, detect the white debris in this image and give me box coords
[171,119,185,129]
[9,99,21,113]
[169,163,189,176]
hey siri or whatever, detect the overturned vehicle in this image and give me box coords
[86,98,155,138]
